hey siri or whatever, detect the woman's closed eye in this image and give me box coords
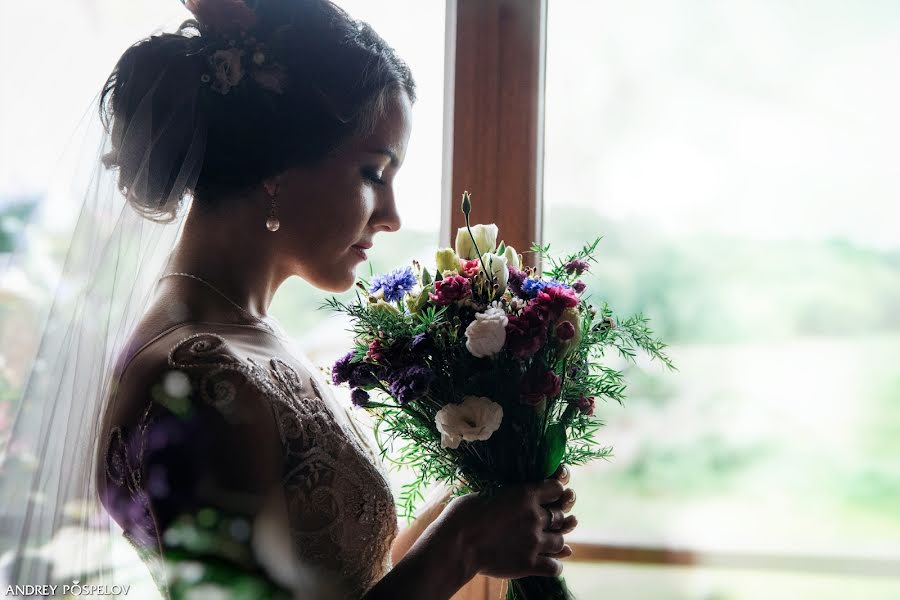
[362,168,386,186]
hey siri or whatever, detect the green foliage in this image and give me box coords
[543,422,568,478]
[544,210,900,344]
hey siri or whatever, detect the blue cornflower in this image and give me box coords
[369,266,417,303]
[520,278,571,299]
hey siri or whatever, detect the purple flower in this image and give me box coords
[331,351,355,385]
[508,267,527,298]
[572,280,586,294]
[370,266,418,302]
[388,365,435,404]
[408,332,432,355]
[564,259,590,275]
[348,363,381,388]
[351,388,370,407]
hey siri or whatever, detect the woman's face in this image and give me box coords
[275,90,413,292]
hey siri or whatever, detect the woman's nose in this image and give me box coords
[373,190,402,233]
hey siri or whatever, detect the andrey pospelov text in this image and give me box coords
[5,582,131,596]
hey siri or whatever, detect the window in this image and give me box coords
[543,1,900,597]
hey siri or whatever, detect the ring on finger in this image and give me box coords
[543,505,562,531]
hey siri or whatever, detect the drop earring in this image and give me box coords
[264,180,280,232]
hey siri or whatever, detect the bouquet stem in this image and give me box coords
[506,575,574,600]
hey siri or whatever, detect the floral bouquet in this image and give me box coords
[324,192,674,600]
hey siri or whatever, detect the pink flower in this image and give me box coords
[556,321,576,341]
[534,286,579,320]
[520,368,562,405]
[576,395,595,416]
[366,339,385,362]
[429,275,472,305]
[505,304,549,358]
[460,259,481,278]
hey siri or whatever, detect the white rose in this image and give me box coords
[477,252,509,296]
[435,395,504,449]
[464,305,508,357]
[503,245,521,270]
[455,224,499,260]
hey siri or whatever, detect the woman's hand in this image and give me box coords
[440,464,579,580]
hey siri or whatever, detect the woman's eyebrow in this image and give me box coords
[368,148,400,167]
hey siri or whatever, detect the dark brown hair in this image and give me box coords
[99,0,415,222]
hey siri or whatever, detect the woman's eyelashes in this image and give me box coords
[362,167,387,186]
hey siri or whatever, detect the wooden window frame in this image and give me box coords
[441,0,546,271]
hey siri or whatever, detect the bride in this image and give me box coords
[8,1,578,598]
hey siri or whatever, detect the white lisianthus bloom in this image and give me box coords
[503,245,521,270]
[435,395,504,449]
[465,305,509,357]
[455,224,499,259]
[478,252,509,296]
[435,247,460,274]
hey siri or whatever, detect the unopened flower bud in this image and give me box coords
[556,321,576,341]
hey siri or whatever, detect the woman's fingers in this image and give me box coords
[542,506,566,531]
[535,479,565,504]
[556,515,578,534]
[531,555,564,578]
[545,488,577,513]
[543,544,573,560]
[552,464,571,485]
[539,531,566,555]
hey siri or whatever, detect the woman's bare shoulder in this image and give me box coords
[105,318,283,432]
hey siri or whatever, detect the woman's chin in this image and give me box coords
[301,257,362,293]
[321,269,358,293]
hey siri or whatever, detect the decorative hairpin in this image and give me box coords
[181,0,285,95]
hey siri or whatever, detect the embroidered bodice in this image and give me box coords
[101,325,398,599]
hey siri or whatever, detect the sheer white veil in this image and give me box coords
[0,18,206,593]
[0,1,420,596]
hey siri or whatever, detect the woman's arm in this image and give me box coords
[390,482,453,565]
[389,482,508,600]
[366,499,477,600]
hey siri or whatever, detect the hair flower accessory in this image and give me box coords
[182,0,287,95]
[209,47,245,94]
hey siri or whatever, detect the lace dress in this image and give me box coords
[101,324,399,599]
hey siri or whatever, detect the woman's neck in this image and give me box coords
[162,204,289,320]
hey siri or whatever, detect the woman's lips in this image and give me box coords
[352,245,368,260]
